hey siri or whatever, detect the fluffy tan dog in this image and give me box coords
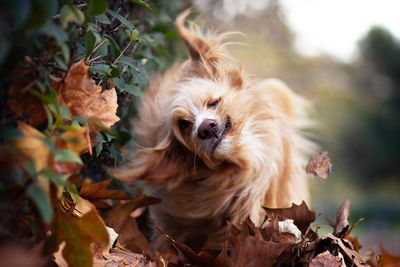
[116,11,314,251]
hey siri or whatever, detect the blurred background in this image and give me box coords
[191,0,400,252]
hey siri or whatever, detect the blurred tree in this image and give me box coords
[340,26,400,186]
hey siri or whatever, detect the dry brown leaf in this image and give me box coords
[54,60,119,129]
[105,195,160,257]
[156,226,215,267]
[306,151,332,179]
[310,250,343,267]
[323,234,366,267]
[8,58,47,126]
[334,200,351,237]
[263,201,316,234]
[381,245,400,267]
[94,248,156,267]
[228,220,288,267]
[79,179,130,202]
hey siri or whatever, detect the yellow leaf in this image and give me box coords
[57,125,91,155]
[13,121,50,172]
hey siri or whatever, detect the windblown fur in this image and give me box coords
[115,10,315,251]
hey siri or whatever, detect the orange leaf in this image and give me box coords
[56,125,91,155]
[79,179,130,201]
[54,60,119,129]
[13,121,50,172]
[381,245,400,267]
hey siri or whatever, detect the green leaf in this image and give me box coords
[95,14,111,24]
[110,64,120,77]
[113,78,142,96]
[0,127,23,140]
[54,149,82,164]
[41,168,67,187]
[27,184,54,224]
[124,84,143,96]
[87,0,108,17]
[130,29,139,42]
[104,35,121,56]
[26,0,58,29]
[90,64,111,76]
[85,30,97,59]
[60,4,85,28]
[107,9,134,31]
[95,143,103,157]
[118,55,140,72]
[132,0,152,10]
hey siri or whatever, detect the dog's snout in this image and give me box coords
[198,119,218,140]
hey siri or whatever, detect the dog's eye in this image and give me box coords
[178,120,192,131]
[207,98,221,108]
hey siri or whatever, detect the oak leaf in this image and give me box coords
[54,59,119,129]
[263,201,316,234]
[306,151,332,179]
[79,179,130,202]
[105,195,160,257]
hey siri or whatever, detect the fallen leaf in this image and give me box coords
[334,200,351,237]
[52,195,109,267]
[156,226,215,267]
[54,60,119,129]
[228,220,288,267]
[105,195,160,257]
[323,234,366,267]
[263,201,316,234]
[306,151,332,179]
[79,179,130,202]
[310,250,343,267]
[94,248,156,267]
[381,245,400,267]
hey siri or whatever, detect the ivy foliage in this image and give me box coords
[0,0,186,261]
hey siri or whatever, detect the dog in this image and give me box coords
[115,10,315,251]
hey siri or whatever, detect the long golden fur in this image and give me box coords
[115,10,315,251]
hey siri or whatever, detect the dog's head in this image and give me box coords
[116,11,309,184]
[166,10,251,170]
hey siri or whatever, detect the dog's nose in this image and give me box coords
[198,119,218,140]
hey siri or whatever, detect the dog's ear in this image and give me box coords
[176,10,211,62]
[227,68,244,89]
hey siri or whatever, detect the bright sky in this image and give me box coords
[280,0,400,62]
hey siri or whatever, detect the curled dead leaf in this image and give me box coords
[334,200,351,238]
[53,60,119,129]
[310,250,343,267]
[306,151,332,179]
